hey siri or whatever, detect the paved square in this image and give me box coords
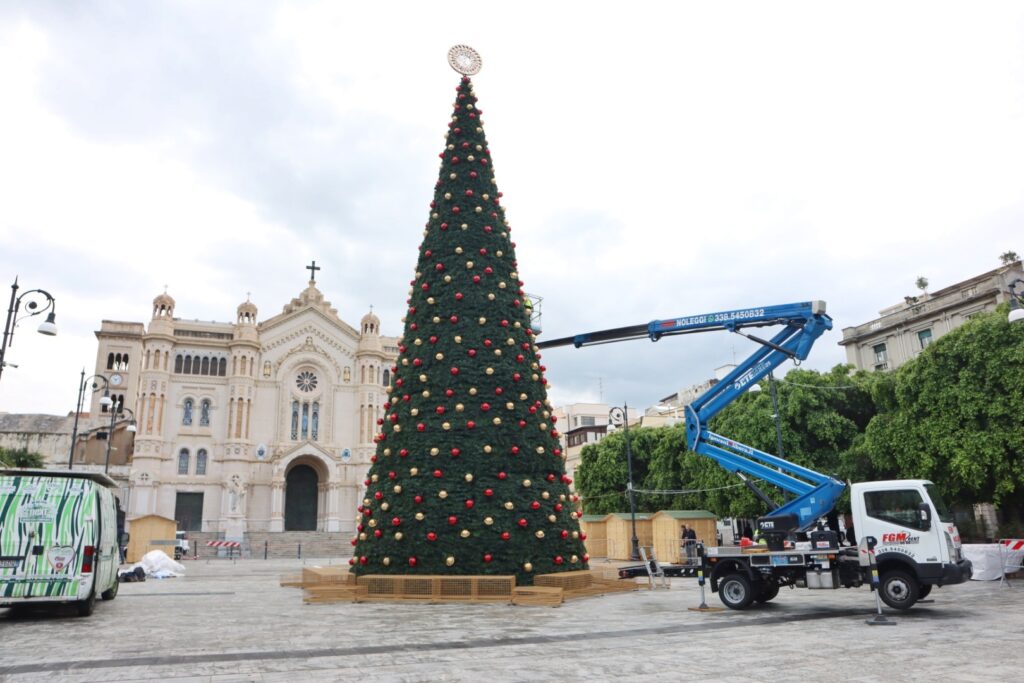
[2,558,1022,682]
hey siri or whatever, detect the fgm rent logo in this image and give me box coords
[881,532,920,544]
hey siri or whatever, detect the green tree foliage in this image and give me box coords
[576,309,1023,527]
[0,448,45,468]
[859,307,1024,512]
[350,76,586,584]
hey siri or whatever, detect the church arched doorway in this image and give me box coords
[285,464,318,530]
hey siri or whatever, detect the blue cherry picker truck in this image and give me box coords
[538,301,972,610]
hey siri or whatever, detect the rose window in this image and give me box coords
[296,371,318,392]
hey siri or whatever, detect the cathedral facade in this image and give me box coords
[90,275,396,537]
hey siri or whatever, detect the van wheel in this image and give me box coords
[719,573,755,610]
[76,590,96,617]
[101,580,119,601]
[879,570,919,610]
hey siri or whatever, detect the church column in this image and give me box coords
[327,481,342,532]
[317,482,328,531]
[269,480,284,532]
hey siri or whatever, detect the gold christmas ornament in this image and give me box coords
[492,417,501,425]
[487,293,495,301]
[430,447,440,456]
[394,532,403,540]
[435,353,444,361]
[572,531,579,539]
[506,402,514,410]
[439,490,448,499]
[536,446,545,454]
[446,556,456,566]
[485,367,494,375]
[548,515,556,523]
[383,448,392,456]
[455,246,463,254]
[394,485,402,494]
[484,516,494,525]
[523,479,532,487]
[460,529,471,538]
[504,501,514,510]
[454,335,463,343]
[541,491,550,500]
[466,261,474,269]
[415,512,425,521]
[469,388,478,396]
[444,192,452,200]
[524,562,533,572]
[421,390,430,398]
[410,467,419,476]
[483,445,492,453]
[464,473,474,482]
[427,296,435,304]
[359,532,367,541]
[383,557,391,566]
[371,474,379,483]
[393,425,401,432]
[431,316,441,324]
[478,317,487,325]
[571,555,579,563]
[455,403,465,412]
[535,530,545,539]
[381,502,390,511]
[444,275,452,283]
[410,408,419,416]
[369,519,378,527]
[442,422,451,430]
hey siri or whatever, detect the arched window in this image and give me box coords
[175,355,183,373]
[200,399,211,427]
[383,369,390,386]
[196,449,208,475]
[291,401,299,440]
[177,449,190,475]
[121,354,129,371]
[240,357,247,376]
[218,358,227,376]
[107,352,114,370]
[301,402,309,439]
[201,357,210,375]
[344,366,351,383]
[183,398,193,426]
[184,355,193,374]
[312,402,319,441]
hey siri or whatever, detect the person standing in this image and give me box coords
[684,525,697,563]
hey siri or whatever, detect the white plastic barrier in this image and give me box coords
[962,543,1024,581]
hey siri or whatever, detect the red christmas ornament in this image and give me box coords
[546,474,556,482]
[414,495,423,504]
[349,558,356,564]
[448,515,458,525]
[468,349,477,358]
[465,189,474,196]
[392,517,401,527]
[501,532,511,541]
[433,469,443,478]
[580,533,588,541]
[374,491,383,500]
[374,529,383,538]
[512,373,521,382]
[421,283,430,291]
[466,420,476,429]
[484,488,494,497]
[518,518,528,527]
[498,471,507,480]
[417,423,426,432]
[409,557,418,567]
[350,539,357,547]
[479,247,487,255]
[399,448,409,457]
[435,262,445,272]
[483,339,493,347]
[510,446,519,455]
[554,556,564,565]
[449,315,459,324]
[445,388,455,397]
[465,499,475,509]
[582,554,590,563]
[388,471,397,480]
[495,387,503,395]
[450,367,460,376]
[436,406,446,415]
[481,403,490,412]
[455,292,464,301]
[473,275,481,283]
[530,501,540,510]
[560,530,569,539]
[427,532,437,541]
[554,503,563,512]
[429,335,438,343]
[451,447,461,457]
[483,553,493,563]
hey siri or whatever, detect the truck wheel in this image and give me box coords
[918,584,932,599]
[101,580,119,601]
[879,570,919,610]
[755,581,779,603]
[76,590,96,617]
[719,573,755,610]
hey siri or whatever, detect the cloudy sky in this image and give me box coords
[1,1,1022,416]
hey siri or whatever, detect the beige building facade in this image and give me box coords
[86,278,397,538]
[839,261,1023,371]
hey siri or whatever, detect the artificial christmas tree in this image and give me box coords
[350,48,588,585]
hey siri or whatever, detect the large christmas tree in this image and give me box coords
[350,52,588,584]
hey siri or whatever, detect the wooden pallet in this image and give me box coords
[534,570,639,601]
[279,573,304,588]
[357,575,516,603]
[303,584,368,604]
[512,585,564,606]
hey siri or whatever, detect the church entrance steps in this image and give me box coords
[181,531,348,559]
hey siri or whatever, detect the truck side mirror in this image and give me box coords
[918,502,931,530]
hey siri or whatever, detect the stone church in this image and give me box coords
[89,270,397,538]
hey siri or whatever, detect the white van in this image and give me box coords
[0,469,120,616]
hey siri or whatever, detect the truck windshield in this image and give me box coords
[924,484,954,523]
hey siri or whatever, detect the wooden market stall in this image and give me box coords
[604,512,654,560]
[578,514,609,558]
[126,514,178,563]
[651,510,717,563]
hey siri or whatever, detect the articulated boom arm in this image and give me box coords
[539,300,846,532]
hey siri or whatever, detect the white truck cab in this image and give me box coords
[850,479,970,608]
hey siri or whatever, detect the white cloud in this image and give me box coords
[1,1,1022,414]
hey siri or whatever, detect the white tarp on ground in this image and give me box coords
[963,544,1024,581]
[130,550,186,578]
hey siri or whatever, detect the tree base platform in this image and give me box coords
[288,568,639,605]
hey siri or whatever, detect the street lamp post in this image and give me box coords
[1008,278,1024,324]
[0,277,58,383]
[68,371,112,469]
[610,404,641,561]
[104,405,136,474]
